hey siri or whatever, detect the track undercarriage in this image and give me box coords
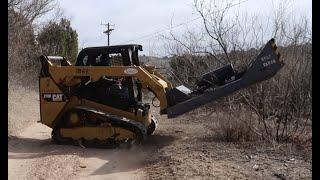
[52,106,157,148]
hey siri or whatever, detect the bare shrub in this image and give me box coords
[242,43,312,142]
[240,11,312,143]
[210,112,257,142]
[169,54,215,88]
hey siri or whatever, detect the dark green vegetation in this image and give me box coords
[37,18,78,64]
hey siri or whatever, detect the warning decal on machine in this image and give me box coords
[42,93,66,102]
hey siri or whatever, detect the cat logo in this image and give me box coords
[42,93,66,102]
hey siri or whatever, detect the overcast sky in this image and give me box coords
[55,0,311,56]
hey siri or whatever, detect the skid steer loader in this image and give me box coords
[38,39,284,147]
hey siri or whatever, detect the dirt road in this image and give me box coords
[8,86,312,179]
[8,86,148,180]
[8,122,148,180]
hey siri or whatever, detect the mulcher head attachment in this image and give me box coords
[165,38,284,118]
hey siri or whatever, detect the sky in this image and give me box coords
[52,0,311,56]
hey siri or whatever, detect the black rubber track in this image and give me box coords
[52,106,147,148]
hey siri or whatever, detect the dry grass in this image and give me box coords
[191,104,312,158]
[8,82,39,136]
[205,107,259,142]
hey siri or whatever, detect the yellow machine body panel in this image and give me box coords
[39,77,67,127]
[39,89,152,128]
[47,65,170,111]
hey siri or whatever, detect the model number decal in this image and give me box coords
[76,68,89,75]
[261,54,271,62]
[124,68,138,75]
[263,59,276,67]
[42,93,66,102]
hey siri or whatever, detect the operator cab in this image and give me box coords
[75,44,147,113]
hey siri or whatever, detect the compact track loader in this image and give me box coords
[39,39,284,147]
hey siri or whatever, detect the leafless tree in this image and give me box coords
[8,0,56,87]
